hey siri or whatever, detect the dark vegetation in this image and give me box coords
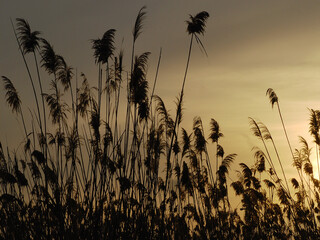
[2,6,320,239]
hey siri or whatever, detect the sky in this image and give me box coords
[2,0,320,186]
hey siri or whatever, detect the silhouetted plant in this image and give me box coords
[4,7,320,240]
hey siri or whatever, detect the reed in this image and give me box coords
[2,7,320,240]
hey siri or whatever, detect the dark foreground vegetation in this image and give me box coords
[2,6,320,240]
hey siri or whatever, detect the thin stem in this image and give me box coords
[10,18,43,140]
[165,34,194,195]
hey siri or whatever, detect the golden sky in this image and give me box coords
[2,0,320,184]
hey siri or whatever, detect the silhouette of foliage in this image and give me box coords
[16,18,41,54]
[3,7,320,240]
[2,76,21,113]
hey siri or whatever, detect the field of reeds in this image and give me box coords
[2,6,320,240]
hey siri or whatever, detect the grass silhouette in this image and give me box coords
[2,7,320,240]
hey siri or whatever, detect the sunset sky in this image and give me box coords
[2,0,320,185]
